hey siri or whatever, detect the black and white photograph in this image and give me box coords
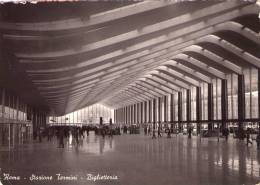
[0,0,259,184]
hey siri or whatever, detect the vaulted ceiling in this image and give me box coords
[0,1,259,115]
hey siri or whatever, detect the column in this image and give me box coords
[121,108,123,124]
[137,103,139,124]
[16,96,19,121]
[114,109,116,123]
[129,106,131,124]
[122,107,124,124]
[128,106,131,125]
[32,108,37,140]
[170,94,174,131]
[149,100,152,123]
[131,105,134,124]
[125,107,127,124]
[158,97,161,128]
[119,108,121,124]
[136,104,138,124]
[164,95,168,123]
[133,104,136,124]
[186,89,191,126]
[144,101,147,123]
[1,88,5,118]
[117,109,120,124]
[208,83,214,131]
[196,87,202,134]
[141,102,143,124]
[178,92,182,132]
[258,69,260,133]
[238,74,245,138]
[126,106,129,125]
[153,98,156,138]
[221,79,228,129]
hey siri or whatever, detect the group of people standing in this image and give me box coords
[34,124,260,150]
[55,127,87,148]
[34,126,91,148]
[142,124,260,149]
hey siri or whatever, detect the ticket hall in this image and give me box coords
[0,1,259,185]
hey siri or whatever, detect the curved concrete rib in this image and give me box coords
[32,31,256,105]
[15,3,256,60]
[88,72,158,106]
[156,68,200,87]
[104,84,156,105]
[151,73,191,89]
[172,53,226,79]
[0,1,177,31]
[74,66,157,109]
[25,32,258,92]
[196,35,260,68]
[23,21,259,76]
[145,77,179,93]
[182,45,242,74]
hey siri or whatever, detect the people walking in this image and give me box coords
[58,127,65,148]
[158,127,162,138]
[167,128,171,138]
[256,133,260,149]
[188,127,192,139]
[223,128,229,141]
[246,128,253,146]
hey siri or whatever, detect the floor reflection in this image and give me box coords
[65,132,114,155]
[0,134,259,185]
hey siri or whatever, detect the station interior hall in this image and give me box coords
[0,1,260,185]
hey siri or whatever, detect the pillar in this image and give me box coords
[137,103,139,124]
[178,92,182,132]
[1,88,5,118]
[158,97,161,128]
[127,106,130,124]
[115,109,117,123]
[170,94,174,131]
[149,100,152,123]
[141,102,143,124]
[208,83,214,131]
[144,101,147,123]
[258,69,260,133]
[134,104,136,124]
[164,95,167,123]
[196,87,202,134]
[238,74,245,138]
[125,107,127,124]
[186,89,191,126]
[16,96,19,120]
[153,98,156,138]
[221,79,228,129]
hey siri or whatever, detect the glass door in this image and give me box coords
[0,123,15,151]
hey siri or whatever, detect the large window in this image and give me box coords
[174,94,178,121]
[167,94,171,122]
[182,89,187,121]
[212,78,222,120]
[191,86,197,121]
[244,68,258,119]
[49,104,114,125]
[161,97,164,122]
[227,74,238,119]
[201,83,208,120]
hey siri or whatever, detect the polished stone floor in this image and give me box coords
[0,132,259,185]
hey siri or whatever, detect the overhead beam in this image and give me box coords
[156,68,200,86]
[15,3,255,60]
[0,1,177,31]
[152,73,191,89]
